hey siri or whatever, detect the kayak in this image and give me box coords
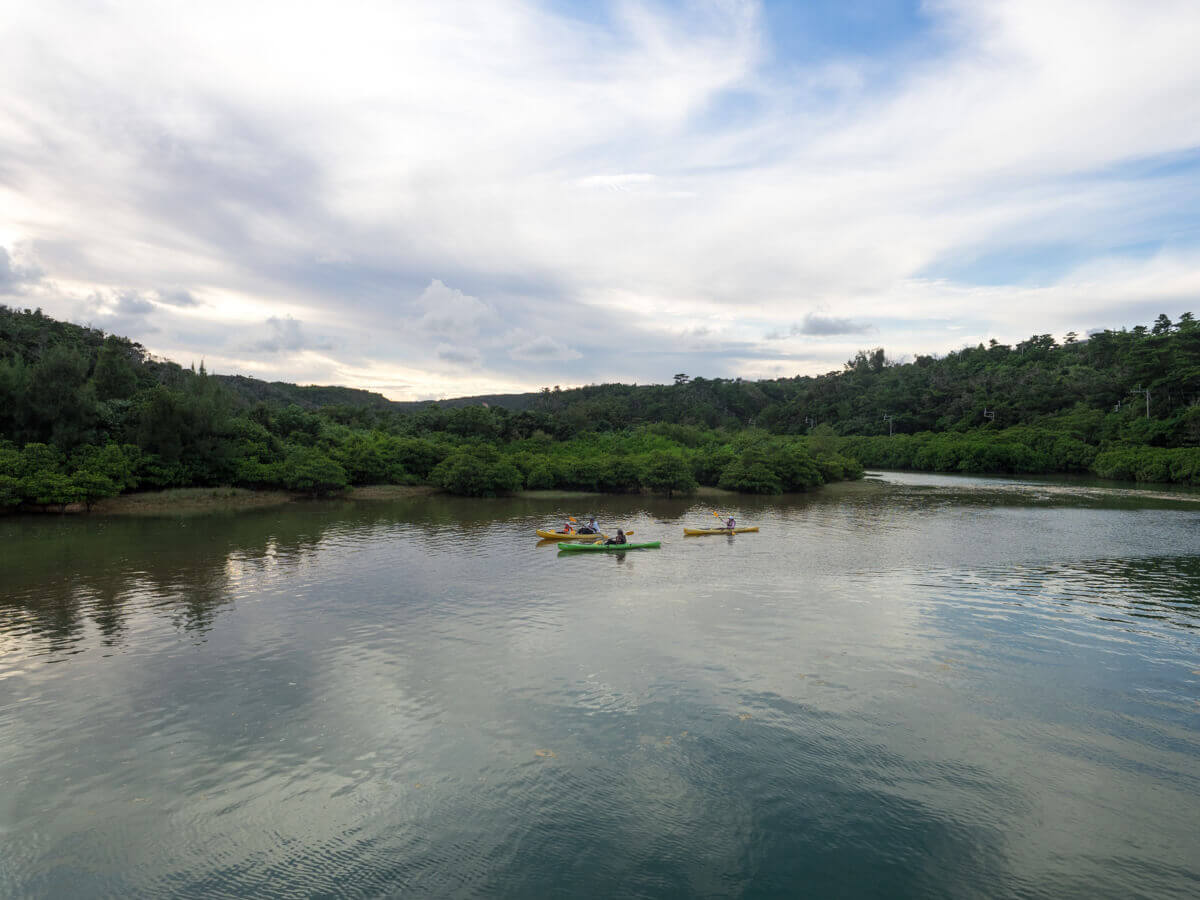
[558,541,661,552]
[683,527,759,535]
[535,529,633,541]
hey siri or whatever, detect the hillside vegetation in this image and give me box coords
[0,305,860,509]
[3,304,1198,511]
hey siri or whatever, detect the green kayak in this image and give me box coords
[558,541,661,552]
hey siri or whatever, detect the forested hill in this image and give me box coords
[214,314,1200,442]
[214,375,543,414]
[2,303,1199,506]
[215,375,397,412]
[425,316,1200,447]
[8,302,1197,445]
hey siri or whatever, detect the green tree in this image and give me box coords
[281,446,348,496]
[27,343,95,447]
[643,453,698,497]
[91,336,140,401]
[22,471,83,508]
[71,468,119,511]
[430,449,522,497]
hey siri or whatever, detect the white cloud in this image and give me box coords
[0,245,43,295]
[249,316,331,354]
[415,280,495,337]
[576,173,657,190]
[1,0,1198,398]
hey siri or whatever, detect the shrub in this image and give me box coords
[71,469,119,511]
[719,459,782,494]
[431,449,522,497]
[524,463,555,490]
[281,446,348,496]
[643,453,697,497]
[770,443,824,490]
[22,471,83,507]
[599,457,644,493]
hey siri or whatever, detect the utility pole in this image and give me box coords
[882,413,894,436]
[1130,387,1150,419]
[983,408,995,424]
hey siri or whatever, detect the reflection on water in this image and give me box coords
[1,472,1199,898]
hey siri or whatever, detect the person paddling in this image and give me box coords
[577,516,600,535]
[558,521,573,534]
[604,528,627,546]
[725,516,736,530]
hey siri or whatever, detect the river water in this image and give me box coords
[2,472,1199,898]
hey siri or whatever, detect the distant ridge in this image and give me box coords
[213,374,546,413]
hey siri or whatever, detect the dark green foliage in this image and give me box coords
[281,446,348,496]
[770,444,824,491]
[71,469,119,511]
[22,303,1199,505]
[430,448,523,497]
[331,432,412,485]
[23,471,82,507]
[643,453,698,497]
[524,462,555,490]
[27,343,94,446]
[0,473,20,507]
[92,336,140,401]
[1092,447,1200,484]
[718,459,783,494]
[599,457,645,493]
[693,443,736,484]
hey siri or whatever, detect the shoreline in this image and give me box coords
[8,482,747,517]
[9,483,654,515]
[19,484,438,516]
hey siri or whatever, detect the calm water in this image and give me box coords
[2,472,1199,898]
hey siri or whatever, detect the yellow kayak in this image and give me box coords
[683,526,758,535]
[535,529,634,541]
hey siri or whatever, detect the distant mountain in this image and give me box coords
[212,374,547,412]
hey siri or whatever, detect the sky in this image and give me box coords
[2,0,1200,400]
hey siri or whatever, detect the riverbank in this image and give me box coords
[9,481,756,517]
[10,484,437,516]
[91,486,297,515]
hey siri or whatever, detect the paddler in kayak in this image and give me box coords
[577,516,599,535]
[603,528,628,546]
[557,521,573,534]
[724,516,736,530]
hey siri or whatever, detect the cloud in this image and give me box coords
[435,342,482,367]
[114,290,155,316]
[508,334,582,362]
[74,289,161,335]
[415,280,495,336]
[767,313,874,338]
[2,0,1199,397]
[0,246,44,294]
[250,316,331,354]
[154,288,200,307]
[576,173,657,191]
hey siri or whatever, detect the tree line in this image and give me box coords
[3,304,1199,511]
[0,306,861,509]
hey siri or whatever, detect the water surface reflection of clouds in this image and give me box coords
[1,473,1199,895]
